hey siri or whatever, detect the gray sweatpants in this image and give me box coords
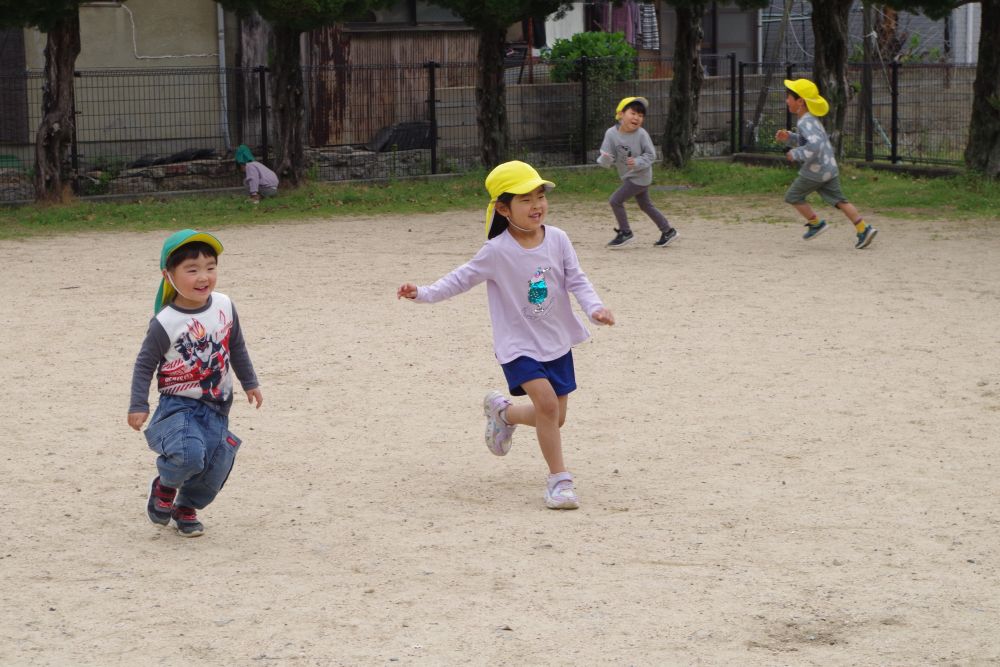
[609,180,671,234]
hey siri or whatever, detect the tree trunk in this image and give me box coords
[33,11,80,202]
[809,0,852,156]
[236,10,272,148]
[271,25,306,186]
[663,4,704,167]
[476,27,508,167]
[965,0,1000,176]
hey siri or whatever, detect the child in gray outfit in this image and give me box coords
[596,97,678,249]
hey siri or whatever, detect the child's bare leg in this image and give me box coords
[792,202,817,220]
[504,379,568,474]
[836,201,862,222]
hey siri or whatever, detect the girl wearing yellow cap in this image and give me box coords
[597,97,678,249]
[397,161,614,509]
[775,79,877,249]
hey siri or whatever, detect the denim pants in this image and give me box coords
[144,394,242,509]
[609,180,671,234]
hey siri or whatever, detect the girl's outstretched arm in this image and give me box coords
[397,283,418,300]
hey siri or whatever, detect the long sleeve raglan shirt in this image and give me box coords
[414,226,604,364]
[244,161,279,195]
[596,125,656,186]
[129,293,259,416]
[784,113,839,183]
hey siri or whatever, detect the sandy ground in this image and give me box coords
[1,196,999,666]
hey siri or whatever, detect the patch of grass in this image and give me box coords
[2,161,998,240]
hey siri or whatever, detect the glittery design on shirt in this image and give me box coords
[524,266,552,318]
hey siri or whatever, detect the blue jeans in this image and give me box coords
[144,395,242,509]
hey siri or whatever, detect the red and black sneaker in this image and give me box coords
[171,505,204,537]
[146,476,176,526]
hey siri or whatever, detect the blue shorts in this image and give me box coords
[500,351,576,397]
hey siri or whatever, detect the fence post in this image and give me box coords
[737,61,745,152]
[255,65,269,167]
[729,52,737,154]
[71,71,81,195]
[426,61,439,175]
[579,56,589,164]
[890,61,899,164]
[863,59,874,161]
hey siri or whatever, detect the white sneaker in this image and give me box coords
[545,472,580,510]
[483,390,516,456]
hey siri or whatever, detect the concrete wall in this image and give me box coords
[436,75,736,151]
[25,0,237,70]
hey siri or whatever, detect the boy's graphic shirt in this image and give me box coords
[596,125,656,186]
[785,113,839,182]
[129,292,259,416]
[413,225,603,364]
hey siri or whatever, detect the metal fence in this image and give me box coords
[737,60,975,164]
[0,55,975,203]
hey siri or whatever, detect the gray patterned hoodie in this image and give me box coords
[784,113,839,183]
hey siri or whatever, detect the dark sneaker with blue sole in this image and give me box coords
[146,476,175,526]
[802,220,828,240]
[172,506,205,537]
[855,225,878,249]
[653,228,678,247]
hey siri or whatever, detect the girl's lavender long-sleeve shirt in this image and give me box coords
[414,225,604,364]
[244,161,279,194]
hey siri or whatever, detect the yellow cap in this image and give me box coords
[615,96,650,120]
[783,79,829,117]
[484,161,555,239]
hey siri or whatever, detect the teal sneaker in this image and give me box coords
[802,220,828,240]
[855,224,878,249]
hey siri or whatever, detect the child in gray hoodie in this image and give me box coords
[597,97,678,249]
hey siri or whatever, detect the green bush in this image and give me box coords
[541,31,637,83]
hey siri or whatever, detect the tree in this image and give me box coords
[882,0,1000,176]
[806,0,853,156]
[661,0,768,167]
[0,1,90,202]
[219,0,388,186]
[431,1,570,167]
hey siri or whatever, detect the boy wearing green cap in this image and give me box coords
[128,229,263,536]
[597,97,678,249]
[776,79,877,249]
[234,144,278,204]
[397,161,614,510]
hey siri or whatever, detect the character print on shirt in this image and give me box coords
[159,313,233,400]
[523,266,553,320]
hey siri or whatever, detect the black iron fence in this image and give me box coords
[0,55,975,203]
[737,60,974,165]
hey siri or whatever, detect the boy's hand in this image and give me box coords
[246,388,263,409]
[397,283,418,300]
[127,411,148,431]
[775,129,790,142]
[625,157,636,167]
[591,308,615,326]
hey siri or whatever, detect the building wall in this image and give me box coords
[24,0,237,70]
[758,0,981,66]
